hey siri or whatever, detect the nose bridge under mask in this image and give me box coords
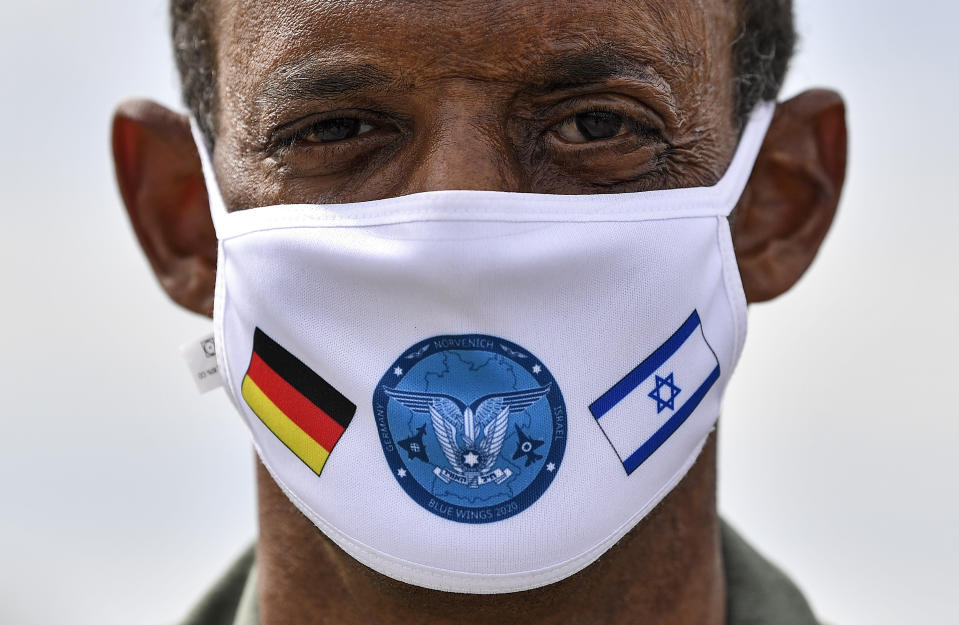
[406,119,525,194]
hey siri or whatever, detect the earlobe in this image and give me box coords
[111,99,218,316]
[732,89,848,303]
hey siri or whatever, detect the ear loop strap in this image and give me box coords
[713,101,775,216]
[189,117,230,238]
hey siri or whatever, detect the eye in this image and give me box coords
[299,118,375,144]
[554,111,628,143]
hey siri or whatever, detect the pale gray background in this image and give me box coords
[1,1,956,624]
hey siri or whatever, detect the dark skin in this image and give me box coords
[111,1,847,623]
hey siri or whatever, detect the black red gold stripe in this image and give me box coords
[241,328,356,475]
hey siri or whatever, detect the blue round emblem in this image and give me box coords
[374,334,567,524]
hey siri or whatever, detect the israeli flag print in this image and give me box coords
[589,311,720,475]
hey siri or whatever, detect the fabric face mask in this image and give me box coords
[193,103,774,594]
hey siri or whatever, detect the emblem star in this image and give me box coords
[546,462,555,472]
[531,364,542,374]
[463,451,480,467]
[397,468,407,477]
[393,366,403,376]
[648,372,682,414]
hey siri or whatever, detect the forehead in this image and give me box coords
[212,0,736,119]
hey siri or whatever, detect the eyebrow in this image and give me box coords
[527,46,669,94]
[255,44,675,115]
[256,60,395,108]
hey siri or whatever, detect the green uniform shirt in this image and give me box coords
[178,522,819,625]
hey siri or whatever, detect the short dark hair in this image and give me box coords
[172,0,795,150]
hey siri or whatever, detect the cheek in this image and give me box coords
[544,141,669,187]
[213,132,287,211]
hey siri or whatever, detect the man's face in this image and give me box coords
[111,0,845,314]
[210,0,739,210]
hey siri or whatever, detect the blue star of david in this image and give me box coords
[648,372,681,413]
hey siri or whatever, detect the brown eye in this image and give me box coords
[555,111,627,143]
[302,118,374,143]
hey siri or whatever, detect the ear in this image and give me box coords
[732,89,847,303]
[111,99,217,316]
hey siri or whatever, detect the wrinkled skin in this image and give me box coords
[111,1,846,623]
[211,0,737,208]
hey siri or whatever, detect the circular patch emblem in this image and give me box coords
[374,334,567,524]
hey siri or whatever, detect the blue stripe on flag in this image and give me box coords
[621,365,720,474]
[589,310,703,420]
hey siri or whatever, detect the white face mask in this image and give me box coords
[193,103,774,594]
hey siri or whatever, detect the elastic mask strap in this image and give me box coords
[714,101,776,216]
[189,117,230,237]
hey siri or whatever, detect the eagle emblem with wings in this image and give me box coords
[385,384,551,487]
[374,333,567,523]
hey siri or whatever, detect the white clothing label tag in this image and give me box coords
[180,332,223,393]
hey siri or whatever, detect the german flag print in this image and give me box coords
[241,328,356,476]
